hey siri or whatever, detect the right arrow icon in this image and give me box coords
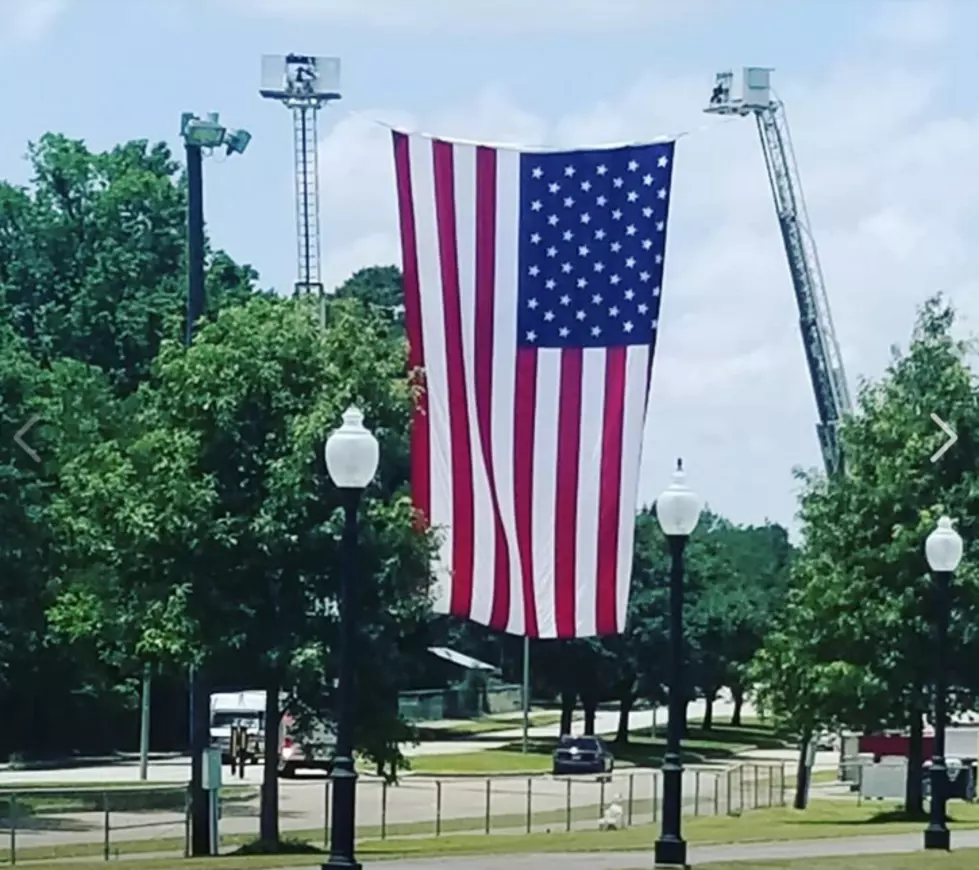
[930,413,958,463]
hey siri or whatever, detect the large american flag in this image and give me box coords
[392,131,675,639]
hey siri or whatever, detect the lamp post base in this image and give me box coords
[654,835,688,868]
[923,825,950,851]
[321,860,362,870]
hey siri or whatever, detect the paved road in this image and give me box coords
[308,829,979,869]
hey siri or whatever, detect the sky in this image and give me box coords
[1,0,977,531]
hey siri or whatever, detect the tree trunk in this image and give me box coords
[905,707,925,817]
[702,687,718,731]
[559,690,576,736]
[615,694,634,744]
[259,674,281,845]
[793,725,813,810]
[583,696,598,735]
[731,684,745,726]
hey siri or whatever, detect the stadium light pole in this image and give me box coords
[323,408,380,870]
[923,516,963,852]
[179,110,252,857]
[653,459,702,869]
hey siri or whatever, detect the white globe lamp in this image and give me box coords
[925,516,963,573]
[655,459,702,537]
[324,407,379,489]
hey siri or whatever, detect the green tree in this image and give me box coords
[752,295,979,814]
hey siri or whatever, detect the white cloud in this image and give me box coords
[232,0,703,32]
[0,0,65,48]
[313,21,978,528]
[870,0,950,50]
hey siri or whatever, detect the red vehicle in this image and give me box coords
[858,732,934,761]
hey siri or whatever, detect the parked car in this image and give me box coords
[551,735,614,776]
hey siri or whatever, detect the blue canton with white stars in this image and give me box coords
[516,142,674,349]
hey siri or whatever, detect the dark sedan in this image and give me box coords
[552,735,614,776]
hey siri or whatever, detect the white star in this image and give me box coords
[642,207,653,218]
[612,209,622,220]
[548,214,559,226]
[580,212,592,224]
[547,245,558,257]
[591,325,601,337]
[639,271,650,282]
[531,232,541,244]
[531,200,542,211]
[626,224,637,236]
[545,278,556,290]
[577,277,588,289]
[564,196,575,208]
[653,285,661,296]
[563,229,574,241]
[657,155,669,168]
[559,326,570,338]
[597,164,608,175]
[623,321,634,333]
[544,310,555,322]
[624,289,635,300]
[610,241,622,253]
[613,177,624,188]
[657,187,667,199]
[560,294,571,306]
[526,330,537,342]
[638,303,649,315]
[652,318,659,328]
[655,253,663,265]
[596,195,607,207]
[549,181,561,194]
[532,166,543,179]
[564,165,576,177]
[593,261,605,273]
[642,239,652,250]
[578,244,590,256]
[594,228,606,240]
[609,305,620,317]
[591,293,602,305]
[656,220,665,232]
[580,180,592,192]
[528,265,540,277]
[628,159,639,171]
[610,274,621,285]
[576,309,587,320]
[627,191,638,202]
[625,256,636,268]
[642,174,653,186]
[528,297,539,309]
[561,262,573,273]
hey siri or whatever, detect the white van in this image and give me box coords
[209,691,266,763]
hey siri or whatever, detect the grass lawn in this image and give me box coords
[10,797,979,867]
[0,783,255,815]
[406,749,556,775]
[415,711,563,739]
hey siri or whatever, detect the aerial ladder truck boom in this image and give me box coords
[705,68,852,476]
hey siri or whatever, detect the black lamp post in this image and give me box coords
[179,110,251,857]
[653,459,702,869]
[322,407,380,870]
[923,515,963,852]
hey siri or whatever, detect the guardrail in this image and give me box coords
[0,762,785,863]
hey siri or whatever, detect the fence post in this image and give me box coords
[525,778,532,834]
[780,762,787,806]
[484,779,491,834]
[103,790,111,861]
[381,781,388,840]
[754,765,760,808]
[565,778,572,832]
[599,777,606,818]
[653,772,659,821]
[739,765,745,811]
[323,779,330,848]
[435,780,442,837]
[726,769,732,814]
[184,788,191,858]
[627,773,635,826]
[9,793,16,866]
[694,771,701,816]
[768,765,774,807]
[713,772,720,816]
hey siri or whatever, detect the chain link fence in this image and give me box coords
[0,762,785,863]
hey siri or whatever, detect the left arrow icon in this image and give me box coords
[15,415,40,462]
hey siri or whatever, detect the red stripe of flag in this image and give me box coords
[554,348,583,638]
[513,349,539,637]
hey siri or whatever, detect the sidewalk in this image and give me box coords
[356,829,979,868]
